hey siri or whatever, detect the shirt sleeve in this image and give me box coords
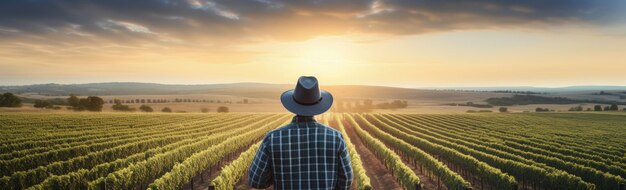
[336,135,353,190]
[248,134,274,189]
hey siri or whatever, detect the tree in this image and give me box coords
[84,96,104,111]
[67,94,80,108]
[0,93,22,107]
[33,100,52,108]
[568,105,583,111]
[499,107,508,112]
[67,96,104,111]
[201,108,210,113]
[162,107,172,113]
[217,106,229,113]
[609,104,619,111]
[535,107,549,112]
[243,99,249,104]
[594,105,603,111]
[139,105,153,112]
[112,102,135,111]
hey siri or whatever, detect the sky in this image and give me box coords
[1,0,625,88]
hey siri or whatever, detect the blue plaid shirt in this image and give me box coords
[248,115,353,190]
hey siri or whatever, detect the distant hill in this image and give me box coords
[2,82,625,102]
[428,86,626,92]
[0,82,500,101]
[0,82,291,97]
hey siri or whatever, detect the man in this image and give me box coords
[248,76,353,190]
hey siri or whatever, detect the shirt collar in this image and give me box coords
[291,115,316,123]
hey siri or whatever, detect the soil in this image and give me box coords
[181,145,251,190]
[343,121,403,190]
[399,150,445,190]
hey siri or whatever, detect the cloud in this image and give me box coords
[0,0,623,47]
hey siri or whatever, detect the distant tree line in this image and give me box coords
[33,100,62,110]
[567,104,621,112]
[466,110,493,113]
[535,107,552,112]
[106,98,250,104]
[109,98,229,113]
[332,99,408,113]
[491,90,545,95]
[112,100,136,112]
[486,95,626,106]
[427,89,546,94]
[445,102,493,108]
[591,91,626,100]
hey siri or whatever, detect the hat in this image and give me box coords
[280,76,333,116]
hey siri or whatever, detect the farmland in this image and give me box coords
[1,112,625,190]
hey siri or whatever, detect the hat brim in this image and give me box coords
[280,90,333,116]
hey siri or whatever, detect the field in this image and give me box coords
[1,112,625,190]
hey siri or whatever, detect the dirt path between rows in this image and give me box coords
[180,145,252,190]
[398,147,444,190]
[343,121,403,190]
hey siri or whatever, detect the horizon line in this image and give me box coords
[2,81,626,90]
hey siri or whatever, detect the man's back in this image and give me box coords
[248,116,353,190]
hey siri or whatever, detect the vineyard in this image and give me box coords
[0,112,625,190]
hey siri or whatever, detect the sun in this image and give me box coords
[294,36,354,66]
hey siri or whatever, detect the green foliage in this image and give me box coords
[594,105,603,111]
[355,114,472,190]
[211,142,261,190]
[569,105,584,111]
[467,110,493,113]
[139,105,153,112]
[487,94,626,106]
[66,95,104,111]
[67,94,80,107]
[33,100,53,109]
[346,114,422,190]
[1,112,625,190]
[161,107,172,112]
[536,107,550,112]
[0,93,22,107]
[217,106,229,113]
[111,103,135,112]
[328,116,372,190]
[609,104,619,111]
[148,116,288,190]
[371,114,596,190]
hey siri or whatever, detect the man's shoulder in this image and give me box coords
[265,122,342,137]
[318,123,342,135]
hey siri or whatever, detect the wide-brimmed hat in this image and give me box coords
[281,76,333,116]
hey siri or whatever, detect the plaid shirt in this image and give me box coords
[248,115,353,190]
